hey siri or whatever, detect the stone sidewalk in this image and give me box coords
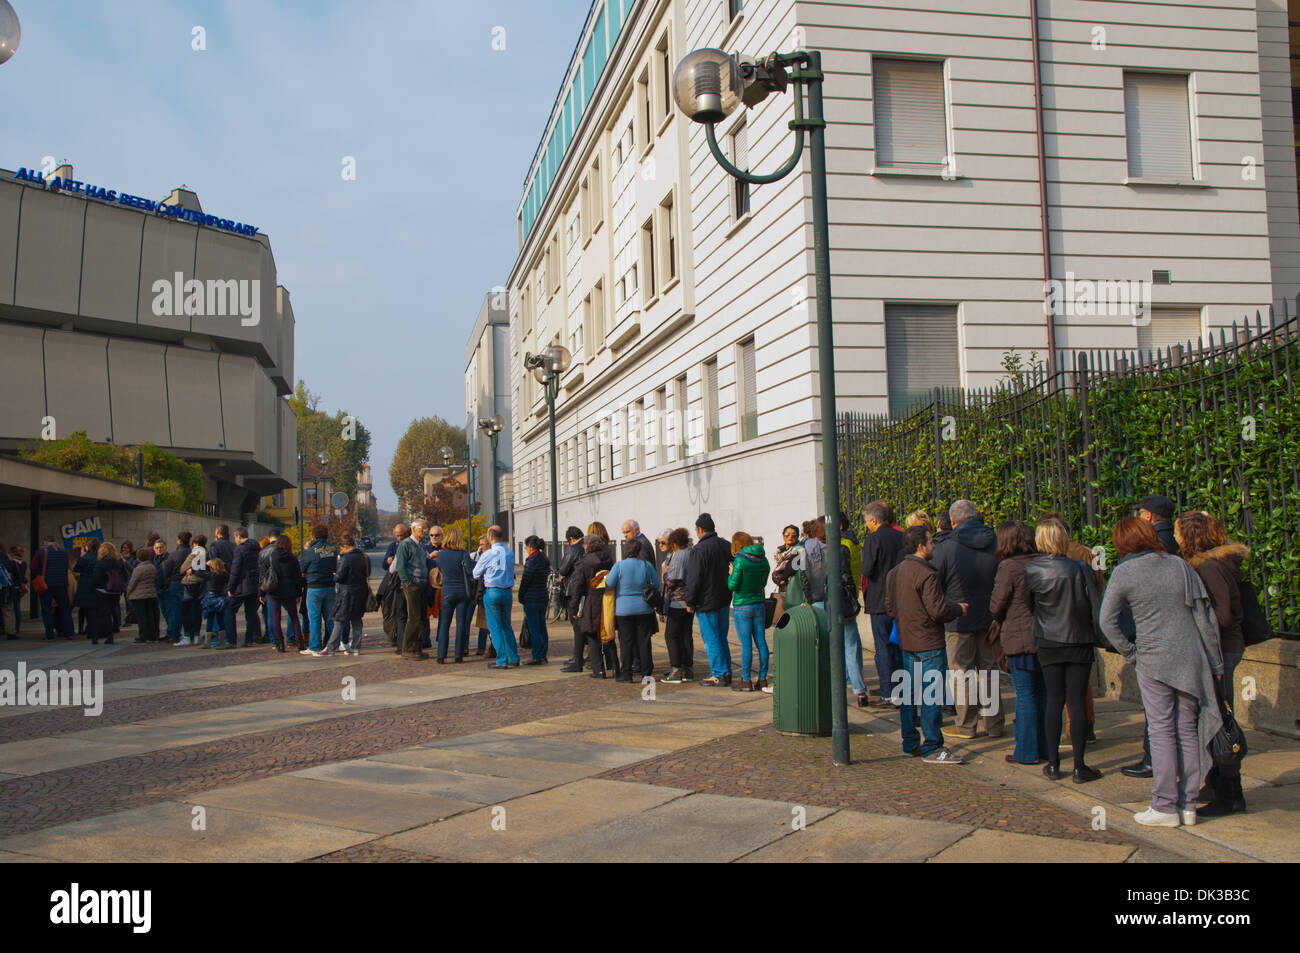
[0,609,1295,862]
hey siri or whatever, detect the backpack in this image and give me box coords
[258,556,279,595]
[1240,578,1272,646]
[105,564,127,595]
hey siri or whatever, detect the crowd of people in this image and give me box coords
[0,492,1253,828]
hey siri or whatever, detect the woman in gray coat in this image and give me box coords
[1099,517,1223,828]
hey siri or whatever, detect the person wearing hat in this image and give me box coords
[1138,495,1180,556]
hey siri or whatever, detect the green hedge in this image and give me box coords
[19,431,206,513]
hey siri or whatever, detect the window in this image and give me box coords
[1124,72,1193,179]
[580,177,591,244]
[739,338,757,440]
[1137,306,1202,353]
[549,234,562,296]
[872,58,948,171]
[654,386,667,466]
[730,120,750,219]
[728,0,744,20]
[592,279,604,347]
[659,192,677,282]
[591,157,603,229]
[884,304,960,416]
[637,68,652,151]
[705,358,721,451]
[657,33,672,129]
[271,491,285,508]
[641,216,657,303]
[675,374,689,459]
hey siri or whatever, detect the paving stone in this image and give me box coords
[739,809,973,863]
[0,801,372,863]
[1177,784,1300,863]
[370,748,602,784]
[523,793,836,862]
[425,731,666,767]
[380,778,687,861]
[928,828,1136,862]
[0,736,158,775]
[186,775,477,834]
[293,759,551,803]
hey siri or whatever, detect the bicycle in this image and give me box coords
[546,571,568,624]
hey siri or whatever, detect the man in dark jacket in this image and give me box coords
[621,520,659,571]
[931,500,1003,738]
[885,526,967,763]
[568,535,614,678]
[685,512,733,686]
[225,528,263,646]
[558,526,586,671]
[861,501,905,708]
[1137,494,1179,555]
[299,524,338,653]
[162,532,192,641]
[209,524,235,570]
[31,537,74,640]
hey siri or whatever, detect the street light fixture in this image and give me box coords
[523,344,570,563]
[674,44,850,765]
[0,1,20,66]
[478,413,506,527]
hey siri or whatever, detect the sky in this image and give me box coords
[3,0,592,510]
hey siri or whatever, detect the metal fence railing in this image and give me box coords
[839,304,1300,639]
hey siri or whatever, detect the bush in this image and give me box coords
[19,432,206,512]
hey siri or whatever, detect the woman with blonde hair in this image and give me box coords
[587,521,610,543]
[434,527,474,662]
[904,510,933,531]
[87,542,126,646]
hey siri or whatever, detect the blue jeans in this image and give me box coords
[733,604,768,682]
[523,602,549,661]
[164,582,184,639]
[900,649,946,756]
[305,587,335,652]
[870,613,901,699]
[267,596,301,648]
[326,615,359,653]
[1009,660,1048,763]
[696,609,732,678]
[844,617,866,694]
[436,590,472,660]
[483,587,518,665]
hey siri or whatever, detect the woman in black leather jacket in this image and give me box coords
[1023,519,1104,784]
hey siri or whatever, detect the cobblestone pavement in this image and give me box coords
[601,724,1133,844]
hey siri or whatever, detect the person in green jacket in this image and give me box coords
[728,532,771,692]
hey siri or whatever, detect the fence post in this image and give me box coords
[1077,352,1097,528]
[932,386,943,506]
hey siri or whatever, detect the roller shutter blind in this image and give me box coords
[740,339,757,440]
[1137,307,1202,353]
[884,304,960,416]
[1124,73,1193,179]
[873,59,947,170]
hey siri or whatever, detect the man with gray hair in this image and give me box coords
[392,521,430,660]
[931,499,1004,738]
[621,519,659,571]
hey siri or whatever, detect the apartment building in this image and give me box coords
[465,292,513,528]
[505,0,1299,553]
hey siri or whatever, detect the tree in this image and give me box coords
[19,431,205,512]
[389,416,468,515]
[417,476,472,528]
[357,503,379,536]
[289,381,372,500]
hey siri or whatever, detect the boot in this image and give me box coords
[1198,775,1247,817]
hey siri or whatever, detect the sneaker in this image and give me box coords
[661,668,684,684]
[1133,806,1181,827]
[299,649,316,656]
[1179,808,1196,827]
[856,693,869,708]
[755,679,768,691]
[760,683,774,694]
[947,727,984,740]
[701,676,725,687]
[683,668,695,682]
[347,649,360,656]
[922,748,965,765]
[315,649,333,657]
[731,680,754,692]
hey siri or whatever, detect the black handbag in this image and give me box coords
[642,582,665,612]
[1209,677,1248,768]
[763,595,777,629]
[1240,579,1272,646]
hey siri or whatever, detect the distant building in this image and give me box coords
[465,291,512,530]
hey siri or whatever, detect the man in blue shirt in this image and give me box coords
[473,524,518,668]
[392,520,430,660]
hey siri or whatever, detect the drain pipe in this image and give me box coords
[1030,0,1057,372]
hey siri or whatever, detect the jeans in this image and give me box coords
[522,602,549,661]
[843,617,865,694]
[164,582,184,639]
[1009,660,1048,764]
[40,586,74,638]
[899,649,946,756]
[1137,669,1201,812]
[484,587,518,665]
[204,610,227,640]
[181,592,202,639]
[733,604,768,682]
[695,609,732,678]
[870,613,901,698]
[436,590,472,660]
[267,596,302,648]
[325,614,361,653]
[305,587,335,652]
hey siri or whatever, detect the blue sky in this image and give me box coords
[3,0,591,509]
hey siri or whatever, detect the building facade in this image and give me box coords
[465,292,513,529]
[0,162,297,520]
[507,0,1299,553]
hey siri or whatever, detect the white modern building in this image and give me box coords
[506,0,1299,553]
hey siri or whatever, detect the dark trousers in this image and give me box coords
[181,594,202,638]
[1044,661,1091,771]
[130,598,160,641]
[402,584,427,656]
[617,613,654,678]
[40,586,74,638]
[663,608,694,670]
[570,620,585,665]
[436,590,472,660]
[584,629,619,676]
[89,601,114,642]
[523,602,549,661]
[225,593,262,645]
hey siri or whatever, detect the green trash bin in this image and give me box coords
[772,602,832,736]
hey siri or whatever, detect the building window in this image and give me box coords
[638,68,652,151]
[641,215,657,304]
[549,234,562,297]
[591,156,603,230]
[872,58,948,171]
[884,303,960,416]
[656,32,672,129]
[730,120,750,219]
[654,386,667,467]
[271,491,285,508]
[739,338,758,441]
[1124,72,1193,179]
[1137,306,1203,353]
[659,192,677,282]
[675,374,689,459]
[728,0,744,21]
[705,358,721,451]
[580,177,591,244]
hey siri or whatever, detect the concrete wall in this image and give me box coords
[0,506,248,555]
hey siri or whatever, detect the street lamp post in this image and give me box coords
[296,450,304,550]
[0,1,20,65]
[478,414,506,528]
[522,345,570,563]
[673,46,849,765]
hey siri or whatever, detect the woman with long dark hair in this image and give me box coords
[660,528,695,683]
[989,521,1045,766]
[266,536,305,653]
